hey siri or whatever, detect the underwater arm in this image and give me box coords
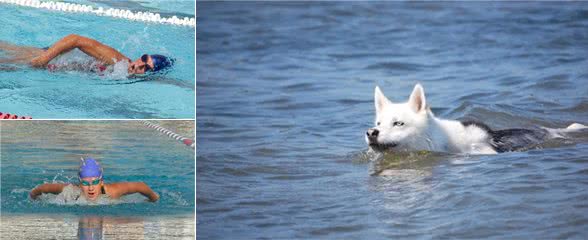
[30,183,68,199]
[108,182,159,202]
[0,41,46,65]
[30,34,130,67]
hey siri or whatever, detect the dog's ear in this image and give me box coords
[408,83,427,113]
[375,86,391,113]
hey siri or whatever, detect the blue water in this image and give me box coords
[197,2,588,239]
[0,2,195,118]
[1,120,195,216]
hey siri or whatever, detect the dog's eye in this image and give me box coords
[393,121,404,127]
[377,122,380,126]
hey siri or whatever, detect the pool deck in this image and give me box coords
[1,214,195,240]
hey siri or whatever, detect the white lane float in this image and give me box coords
[0,0,195,28]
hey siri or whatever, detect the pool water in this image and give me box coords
[1,120,195,238]
[197,2,588,239]
[0,1,195,119]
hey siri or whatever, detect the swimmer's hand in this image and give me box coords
[29,189,39,200]
[150,192,160,202]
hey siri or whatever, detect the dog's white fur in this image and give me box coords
[366,84,584,155]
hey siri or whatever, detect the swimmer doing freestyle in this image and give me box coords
[0,34,173,74]
[30,157,159,202]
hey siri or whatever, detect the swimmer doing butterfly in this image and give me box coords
[30,157,159,202]
[0,34,173,75]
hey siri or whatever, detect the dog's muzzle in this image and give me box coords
[366,128,398,150]
[366,128,379,143]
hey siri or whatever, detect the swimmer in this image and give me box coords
[0,34,173,74]
[30,157,159,202]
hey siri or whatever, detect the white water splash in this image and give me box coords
[35,185,149,205]
[47,49,130,80]
[10,188,31,194]
[160,189,189,206]
[105,60,131,80]
[543,123,588,139]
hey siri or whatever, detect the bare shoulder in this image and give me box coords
[103,182,146,198]
[103,182,124,198]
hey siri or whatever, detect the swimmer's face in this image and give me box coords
[79,177,103,201]
[128,54,154,74]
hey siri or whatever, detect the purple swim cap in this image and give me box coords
[79,157,102,179]
[149,54,173,72]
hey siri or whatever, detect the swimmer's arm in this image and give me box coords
[30,34,130,67]
[106,182,159,202]
[30,183,68,199]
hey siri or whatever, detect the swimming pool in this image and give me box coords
[0,1,195,119]
[197,2,588,239]
[0,120,195,239]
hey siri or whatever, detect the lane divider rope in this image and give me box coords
[141,121,195,149]
[0,0,195,28]
[0,112,32,119]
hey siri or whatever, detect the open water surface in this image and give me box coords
[197,2,588,239]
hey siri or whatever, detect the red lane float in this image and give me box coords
[0,112,32,119]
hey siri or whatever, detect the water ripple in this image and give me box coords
[197,2,588,239]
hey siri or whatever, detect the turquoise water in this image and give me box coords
[1,121,194,216]
[0,2,195,118]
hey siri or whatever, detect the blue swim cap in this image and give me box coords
[150,54,174,72]
[79,157,102,179]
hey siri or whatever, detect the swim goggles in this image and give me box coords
[140,54,154,72]
[80,178,101,186]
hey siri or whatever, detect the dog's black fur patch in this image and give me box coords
[461,120,547,152]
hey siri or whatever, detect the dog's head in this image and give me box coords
[366,84,430,151]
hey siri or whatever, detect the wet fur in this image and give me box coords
[366,84,585,154]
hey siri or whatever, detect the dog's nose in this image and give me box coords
[366,128,379,138]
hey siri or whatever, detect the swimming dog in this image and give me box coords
[366,84,586,154]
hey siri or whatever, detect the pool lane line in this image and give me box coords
[141,121,195,149]
[0,0,195,28]
[0,112,32,119]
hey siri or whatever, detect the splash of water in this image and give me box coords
[34,185,150,206]
[106,60,130,79]
[160,189,190,206]
[45,49,129,79]
[36,185,115,205]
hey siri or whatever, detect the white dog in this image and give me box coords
[366,84,586,154]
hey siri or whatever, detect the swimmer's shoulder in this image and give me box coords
[103,182,147,199]
[102,182,129,199]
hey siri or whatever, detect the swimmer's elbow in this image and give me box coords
[63,34,79,45]
[63,34,87,48]
[64,34,81,41]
